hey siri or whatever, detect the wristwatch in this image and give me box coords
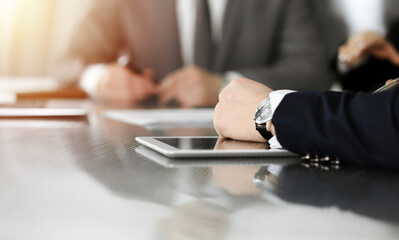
[254,97,273,140]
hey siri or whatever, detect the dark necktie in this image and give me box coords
[194,0,213,70]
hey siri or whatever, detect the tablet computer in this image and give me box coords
[135,136,299,158]
[135,145,301,167]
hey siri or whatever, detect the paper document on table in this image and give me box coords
[0,77,59,93]
[0,100,89,117]
[104,108,214,128]
[0,108,88,117]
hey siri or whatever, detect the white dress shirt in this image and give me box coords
[81,0,241,97]
[334,0,385,35]
[267,90,296,149]
[333,0,385,74]
[177,0,227,66]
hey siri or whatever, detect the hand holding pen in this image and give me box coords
[96,54,157,105]
[374,78,399,93]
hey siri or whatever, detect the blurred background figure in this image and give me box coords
[337,26,399,92]
[335,0,387,36]
[332,0,399,92]
[3,0,398,100]
[53,0,336,107]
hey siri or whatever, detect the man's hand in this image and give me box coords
[339,32,399,67]
[158,66,223,108]
[214,78,273,142]
[97,64,156,105]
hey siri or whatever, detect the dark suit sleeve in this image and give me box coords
[52,0,123,86]
[238,0,335,91]
[272,88,399,168]
[337,19,399,92]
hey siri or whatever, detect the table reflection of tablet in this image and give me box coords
[135,136,299,158]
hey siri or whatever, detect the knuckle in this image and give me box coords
[218,92,224,101]
[232,77,248,86]
[218,89,228,100]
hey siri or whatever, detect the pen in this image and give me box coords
[117,53,145,75]
[117,54,130,68]
[374,78,399,93]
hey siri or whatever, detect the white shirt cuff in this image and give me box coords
[79,64,107,98]
[269,90,296,114]
[268,90,296,148]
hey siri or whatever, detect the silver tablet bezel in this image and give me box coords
[135,136,299,158]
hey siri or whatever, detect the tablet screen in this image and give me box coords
[154,137,218,150]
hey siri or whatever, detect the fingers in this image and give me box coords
[338,41,370,65]
[386,79,395,85]
[141,68,154,80]
[141,68,156,89]
[388,51,399,66]
[338,32,398,66]
[137,69,157,95]
[159,80,195,108]
[339,32,373,64]
[98,65,156,105]
[158,67,203,108]
[214,137,269,150]
[98,66,130,102]
[158,71,182,106]
[375,44,399,66]
[129,72,158,101]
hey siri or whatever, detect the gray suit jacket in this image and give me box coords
[56,0,335,91]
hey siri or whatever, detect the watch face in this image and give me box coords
[254,98,272,124]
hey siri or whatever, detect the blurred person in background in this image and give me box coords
[55,0,335,107]
[337,19,399,92]
[333,0,399,92]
